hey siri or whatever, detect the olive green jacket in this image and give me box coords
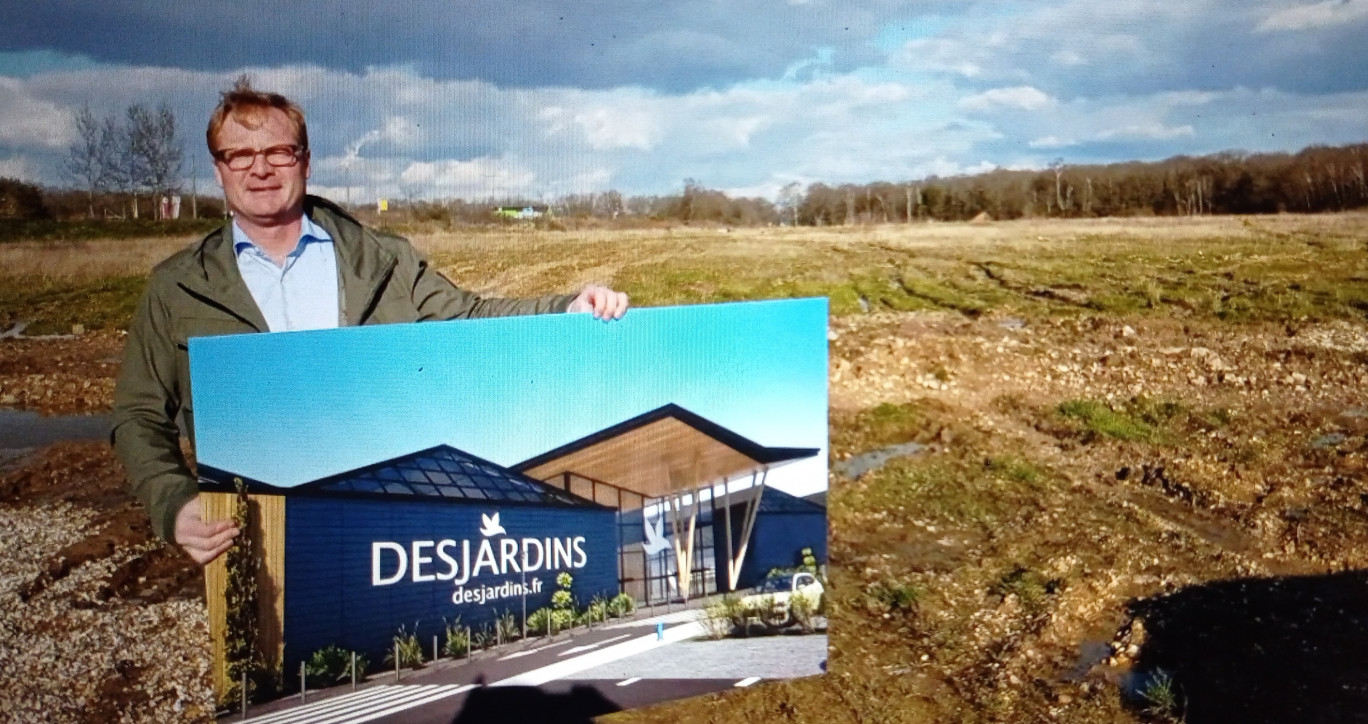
[111,196,573,541]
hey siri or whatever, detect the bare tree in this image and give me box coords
[1049,158,1066,215]
[127,103,183,218]
[777,182,802,226]
[148,103,185,215]
[65,105,105,219]
[594,189,625,219]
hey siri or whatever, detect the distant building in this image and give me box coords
[494,205,551,220]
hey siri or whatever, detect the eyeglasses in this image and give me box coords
[214,144,307,171]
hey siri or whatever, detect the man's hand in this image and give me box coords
[174,496,239,565]
[567,284,629,320]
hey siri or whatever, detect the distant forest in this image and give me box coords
[3,140,1366,228]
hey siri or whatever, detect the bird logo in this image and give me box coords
[480,512,506,537]
[642,514,670,556]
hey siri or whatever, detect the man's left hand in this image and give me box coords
[568,285,629,320]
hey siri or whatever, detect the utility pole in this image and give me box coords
[190,153,198,219]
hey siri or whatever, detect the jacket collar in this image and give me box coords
[176,196,397,329]
[304,196,397,326]
[179,223,269,331]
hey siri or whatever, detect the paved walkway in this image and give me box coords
[574,634,827,680]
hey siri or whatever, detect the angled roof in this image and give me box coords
[511,403,819,500]
[198,444,600,508]
[755,485,827,514]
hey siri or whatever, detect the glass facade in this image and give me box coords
[620,502,719,604]
[313,446,592,506]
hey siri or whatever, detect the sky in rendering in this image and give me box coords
[189,298,830,498]
[2,1,1365,201]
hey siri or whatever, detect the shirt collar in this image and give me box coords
[232,213,334,258]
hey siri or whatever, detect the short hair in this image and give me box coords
[206,75,309,153]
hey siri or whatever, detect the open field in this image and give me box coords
[2,213,1367,722]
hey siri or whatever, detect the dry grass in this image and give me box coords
[0,236,200,282]
[3,213,1368,722]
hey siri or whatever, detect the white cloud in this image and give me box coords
[890,38,986,78]
[398,158,537,197]
[1155,90,1220,106]
[0,156,41,181]
[958,86,1054,112]
[780,48,833,81]
[1,41,1367,202]
[571,106,661,151]
[701,115,770,148]
[1095,123,1195,141]
[1051,50,1086,67]
[1028,135,1074,149]
[1257,0,1368,32]
[0,78,74,148]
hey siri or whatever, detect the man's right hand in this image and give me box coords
[174,496,240,565]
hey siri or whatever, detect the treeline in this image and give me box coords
[389,178,778,229]
[6,138,1367,228]
[794,143,1368,225]
[413,141,1368,227]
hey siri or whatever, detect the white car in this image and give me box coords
[740,572,824,629]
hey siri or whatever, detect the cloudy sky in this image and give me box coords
[2,0,1365,202]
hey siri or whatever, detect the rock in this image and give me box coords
[1311,433,1346,449]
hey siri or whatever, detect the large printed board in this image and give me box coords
[190,298,829,720]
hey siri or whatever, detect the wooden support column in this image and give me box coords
[720,478,735,592]
[727,469,767,590]
[667,494,697,601]
[661,458,702,602]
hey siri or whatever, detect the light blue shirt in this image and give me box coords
[232,214,340,332]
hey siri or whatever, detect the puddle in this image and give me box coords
[1066,639,1113,681]
[1311,432,1347,449]
[833,442,927,479]
[0,408,110,451]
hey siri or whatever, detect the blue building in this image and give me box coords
[199,403,823,694]
[199,444,618,685]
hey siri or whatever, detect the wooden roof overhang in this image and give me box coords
[511,403,819,500]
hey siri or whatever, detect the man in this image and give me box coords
[111,81,628,566]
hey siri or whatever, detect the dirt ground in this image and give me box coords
[2,216,1367,723]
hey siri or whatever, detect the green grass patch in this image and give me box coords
[614,262,930,314]
[613,258,1013,317]
[989,566,1062,611]
[831,401,944,458]
[1054,396,1226,445]
[845,452,1059,531]
[984,455,1049,487]
[864,579,921,614]
[1057,399,1163,443]
[0,275,146,334]
[892,274,1002,316]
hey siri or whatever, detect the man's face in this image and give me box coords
[211,107,310,226]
